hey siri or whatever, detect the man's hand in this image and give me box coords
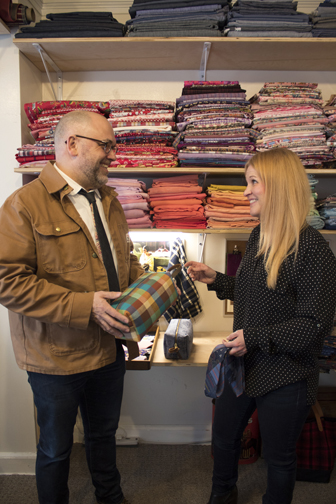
[223,329,247,357]
[91,291,130,338]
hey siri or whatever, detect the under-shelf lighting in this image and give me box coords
[129,231,184,243]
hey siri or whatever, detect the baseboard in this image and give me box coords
[0,452,36,475]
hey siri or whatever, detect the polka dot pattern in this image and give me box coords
[208,225,336,405]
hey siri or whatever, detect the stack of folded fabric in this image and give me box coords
[324,94,336,161]
[108,100,178,169]
[225,0,312,37]
[148,174,207,229]
[16,100,110,169]
[106,178,152,229]
[310,0,336,37]
[175,81,256,169]
[15,11,125,38]
[316,193,336,230]
[251,82,334,168]
[205,184,259,229]
[324,94,336,125]
[306,175,325,230]
[126,0,230,37]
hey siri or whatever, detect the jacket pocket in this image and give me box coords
[35,221,87,274]
[47,322,100,356]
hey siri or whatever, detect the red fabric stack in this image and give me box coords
[17,100,110,169]
[108,99,178,169]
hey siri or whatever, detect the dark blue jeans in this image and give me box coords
[27,341,126,504]
[212,379,310,504]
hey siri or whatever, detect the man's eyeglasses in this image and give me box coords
[65,135,118,154]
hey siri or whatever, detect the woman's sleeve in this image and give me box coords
[207,271,236,301]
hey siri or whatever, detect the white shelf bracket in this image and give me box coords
[32,43,63,101]
[198,233,207,262]
[199,42,211,81]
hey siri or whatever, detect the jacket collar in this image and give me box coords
[39,161,118,200]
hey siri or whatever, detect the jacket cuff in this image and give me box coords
[70,292,94,329]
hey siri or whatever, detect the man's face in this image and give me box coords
[77,118,117,190]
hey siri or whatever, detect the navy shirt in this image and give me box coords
[208,225,336,405]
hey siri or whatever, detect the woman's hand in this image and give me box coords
[185,261,217,285]
[223,329,247,357]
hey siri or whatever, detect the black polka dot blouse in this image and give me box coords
[208,225,336,405]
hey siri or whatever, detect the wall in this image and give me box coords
[0,30,336,474]
[0,31,37,474]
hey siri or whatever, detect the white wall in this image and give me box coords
[0,31,37,474]
[1,29,336,474]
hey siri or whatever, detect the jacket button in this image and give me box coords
[92,253,98,258]
[55,227,61,232]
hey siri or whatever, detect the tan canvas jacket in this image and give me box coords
[0,162,144,374]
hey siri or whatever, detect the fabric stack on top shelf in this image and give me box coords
[316,193,336,230]
[318,314,336,373]
[175,81,256,169]
[225,0,312,37]
[306,175,325,230]
[148,174,207,229]
[16,100,110,170]
[15,11,125,38]
[106,178,152,229]
[251,82,335,168]
[205,184,259,229]
[126,0,230,37]
[310,0,336,37]
[108,100,178,169]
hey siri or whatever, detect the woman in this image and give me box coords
[186,148,336,504]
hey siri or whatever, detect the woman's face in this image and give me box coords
[244,164,266,219]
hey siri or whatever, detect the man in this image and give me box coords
[0,111,144,504]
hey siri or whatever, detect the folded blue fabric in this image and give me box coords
[204,343,245,398]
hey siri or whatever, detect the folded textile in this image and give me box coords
[205,343,245,398]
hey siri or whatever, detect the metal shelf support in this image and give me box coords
[199,42,211,81]
[32,43,63,100]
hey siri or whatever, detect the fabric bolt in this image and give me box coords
[176,81,256,171]
[15,11,125,38]
[108,99,178,169]
[251,82,334,168]
[126,1,229,36]
[225,0,312,38]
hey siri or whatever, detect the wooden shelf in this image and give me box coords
[14,166,336,176]
[13,37,336,72]
[152,331,231,367]
[0,19,10,35]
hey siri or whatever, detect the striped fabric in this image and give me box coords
[111,271,178,341]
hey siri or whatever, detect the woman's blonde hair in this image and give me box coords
[245,148,311,289]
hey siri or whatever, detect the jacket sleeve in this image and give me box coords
[244,241,336,356]
[129,246,145,285]
[0,196,93,330]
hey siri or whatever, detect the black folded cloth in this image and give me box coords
[15,11,125,38]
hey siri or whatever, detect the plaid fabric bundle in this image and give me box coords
[296,402,336,483]
[111,266,180,342]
